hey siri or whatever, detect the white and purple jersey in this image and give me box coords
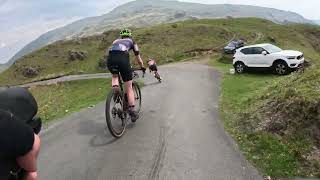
[108,38,140,56]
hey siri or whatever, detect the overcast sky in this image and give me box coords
[0,0,319,64]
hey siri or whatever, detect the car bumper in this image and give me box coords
[288,58,305,68]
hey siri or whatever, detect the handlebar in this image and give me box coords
[132,67,146,78]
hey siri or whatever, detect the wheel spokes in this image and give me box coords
[237,64,243,72]
[276,64,286,74]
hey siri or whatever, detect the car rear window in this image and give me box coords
[240,48,251,54]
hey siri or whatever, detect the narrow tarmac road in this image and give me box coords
[38,62,261,180]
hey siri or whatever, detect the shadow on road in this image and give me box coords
[89,132,117,147]
[78,119,106,135]
[89,121,139,147]
[77,119,119,147]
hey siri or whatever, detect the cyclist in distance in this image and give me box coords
[106,29,145,122]
[0,110,41,180]
[147,58,162,81]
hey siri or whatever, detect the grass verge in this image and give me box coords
[210,55,320,178]
[28,78,111,123]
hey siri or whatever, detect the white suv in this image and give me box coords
[233,43,305,75]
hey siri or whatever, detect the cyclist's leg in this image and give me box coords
[124,81,135,106]
[119,54,139,121]
[121,64,134,107]
[124,80,139,122]
[111,75,119,86]
[107,53,120,88]
[150,65,157,77]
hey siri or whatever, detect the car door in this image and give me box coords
[249,47,269,67]
[239,48,253,66]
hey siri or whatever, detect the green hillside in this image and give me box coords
[10,0,312,64]
[1,18,319,86]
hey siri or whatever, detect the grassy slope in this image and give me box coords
[204,18,320,179]
[213,64,320,178]
[29,78,111,123]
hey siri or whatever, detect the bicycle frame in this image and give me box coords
[115,68,144,93]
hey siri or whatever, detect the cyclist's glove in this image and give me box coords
[141,67,146,73]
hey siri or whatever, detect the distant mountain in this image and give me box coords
[0,64,8,73]
[314,20,320,25]
[8,0,313,66]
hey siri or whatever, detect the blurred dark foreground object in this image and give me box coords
[0,87,41,134]
[0,87,42,180]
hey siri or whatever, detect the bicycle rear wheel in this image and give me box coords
[132,82,142,113]
[105,90,126,138]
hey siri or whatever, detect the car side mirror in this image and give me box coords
[262,51,267,55]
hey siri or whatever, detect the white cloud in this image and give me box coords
[0,43,6,48]
[0,16,82,63]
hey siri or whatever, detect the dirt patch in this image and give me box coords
[243,97,320,146]
[238,93,320,176]
[297,28,320,52]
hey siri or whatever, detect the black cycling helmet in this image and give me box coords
[120,28,132,38]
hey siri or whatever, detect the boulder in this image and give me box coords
[20,66,41,78]
[68,50,87,61]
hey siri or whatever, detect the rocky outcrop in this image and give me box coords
[17,66,41,78]
[68,50,87,61]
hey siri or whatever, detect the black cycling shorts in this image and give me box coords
[107,51,132,82]
[0,109,34,159]
[149,64,158,72]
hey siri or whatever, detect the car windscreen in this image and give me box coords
[227,42,236,47]
[263,44,282,53]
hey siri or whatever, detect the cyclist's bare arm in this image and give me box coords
[16,134,40,172]
[132,41,144,68]
[135,55,144,68]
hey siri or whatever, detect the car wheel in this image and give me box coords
[274,61,289,75]
[234,62,245,74]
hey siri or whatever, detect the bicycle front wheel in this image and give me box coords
[133,82,142,113]
[105,90,126,138]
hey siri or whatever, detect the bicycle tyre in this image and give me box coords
[133,82,142,113]
[105,90,126,138]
